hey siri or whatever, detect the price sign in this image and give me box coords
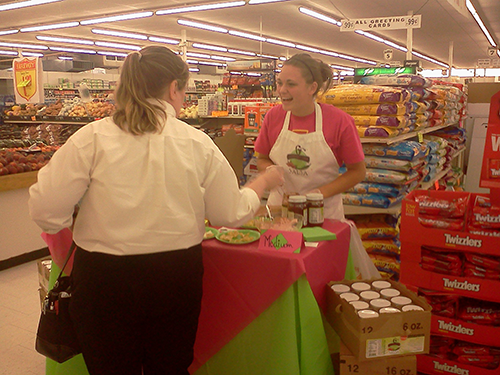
[13,57,43,103]
[341,15,421,31]
[258,229,304,253]
[488,47,498,57]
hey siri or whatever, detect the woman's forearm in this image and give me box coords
[316,162,366,198]
[256,154,275,172]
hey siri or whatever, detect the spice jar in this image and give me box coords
[306,193,324,227]
[288,195,307,227]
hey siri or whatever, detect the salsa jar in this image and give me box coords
[306,193,324,227]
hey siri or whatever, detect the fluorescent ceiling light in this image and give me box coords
[192,43,227,52]
[0,29,19,36]
[178,19,228,33]
[227,48,256,56]
[198,60,226,66]
[246,72,261,76]
[149,36,179,45]
[95,41,141,51]
[383,40,407,52]
[98,51,128,57]
[36,35,94,45]
[0,41,48,50]
[186,52,211,59]
[330,64,354,71]
[80,12,153,26]
[210,55,235,61]
[0,50,18,56]
[298,7,341,26]
[466,0,496,47]
[257,53,278,59]
[58,56,73,60]
[92,29,148,40]
[49,46,96,54]
[22,52,44,57]
[228,30,265,41]
[355,30,385,43]
[189,67,200,72]
[248,0,290,3]
[0,0,62,12]
[20,21,79,32]
[186,59,199,64]
[266,38,295,48]
[296,44,321,53]
[156,1,245,15]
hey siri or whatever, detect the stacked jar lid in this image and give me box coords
[331,280,425,319]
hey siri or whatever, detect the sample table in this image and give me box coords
[44,219,352,375]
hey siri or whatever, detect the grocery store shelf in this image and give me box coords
[0,171,38,192]
[344,203,402,216]
[359,123,452,144]
[418,167,452,190]
[200,115,245,119]
[451,146,466,159]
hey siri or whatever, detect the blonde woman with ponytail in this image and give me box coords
[29,46,283,375]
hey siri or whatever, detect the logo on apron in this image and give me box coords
[286,145,310,171]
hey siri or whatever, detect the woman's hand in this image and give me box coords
[264,165,285,190]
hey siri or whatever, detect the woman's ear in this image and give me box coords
[168,80,178,100]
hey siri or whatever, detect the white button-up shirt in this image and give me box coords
[29,101,260,255]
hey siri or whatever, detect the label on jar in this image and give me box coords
[288,195,307,226]
[306,193,324,226]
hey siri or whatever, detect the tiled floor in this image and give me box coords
[0,260,46,375]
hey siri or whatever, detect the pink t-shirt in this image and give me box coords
[254,102,364,166]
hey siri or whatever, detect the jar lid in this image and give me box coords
[306,193,323,200]
[391,296,413,306]
[360,290,380,300]
[351,282,371,292]
[370,298,391,309]
[339,292,360,302]
[358,309,379,319]
[288,195,306,203]
[371,280,391,290]
[331,284,350,294]
[379,307,401,314]
[349,301,370,310]
[380,288,401,298]
[402,304,424,312]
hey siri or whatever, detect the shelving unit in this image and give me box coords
[344,123,465,216]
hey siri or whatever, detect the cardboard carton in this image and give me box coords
[325,279,431,361]
[418,353,500,375]
[332,342,417,375]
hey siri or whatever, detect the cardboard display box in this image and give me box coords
[325,279,431,361]
[400,191,499,256]
[332,342,417,375]
[400,251,500,303]
[430,315,500,348]
[418,353,500,375]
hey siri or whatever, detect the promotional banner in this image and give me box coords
[480,90,500,203]
[13,56,43,103]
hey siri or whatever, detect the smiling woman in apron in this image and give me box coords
[255,53,366,220]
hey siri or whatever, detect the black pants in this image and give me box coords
[69,244,204,375]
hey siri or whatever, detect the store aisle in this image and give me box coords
[0,260,46,375]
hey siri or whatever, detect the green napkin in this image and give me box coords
[300,227,337,242]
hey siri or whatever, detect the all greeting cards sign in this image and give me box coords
[13,56,43,103]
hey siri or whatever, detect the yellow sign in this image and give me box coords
[13,57,41,102]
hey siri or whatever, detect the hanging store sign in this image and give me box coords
[383,49,393,61]
[354,66,416,76]
[488,47,498,57]
[340,15,421,31]
[447,0,468,17]
[13,56,43,103]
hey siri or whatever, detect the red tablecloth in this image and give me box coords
[190,219,351,373]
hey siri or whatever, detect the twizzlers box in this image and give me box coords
[400,190,500,302]
[417,353,500,375]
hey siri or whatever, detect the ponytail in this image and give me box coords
[113,46,189,135]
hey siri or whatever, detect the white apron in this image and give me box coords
[268,102,344,220]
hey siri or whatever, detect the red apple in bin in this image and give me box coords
[0,167,8,176]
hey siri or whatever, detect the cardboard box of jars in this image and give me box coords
[325,279,431,361]
[332,341,417,375]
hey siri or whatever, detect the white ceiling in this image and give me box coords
[0,0,499,70]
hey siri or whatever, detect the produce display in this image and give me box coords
[0,146,58,176]
[3,98,115,118]
[179,104,198,119]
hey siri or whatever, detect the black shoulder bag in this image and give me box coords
[35,241,81,363]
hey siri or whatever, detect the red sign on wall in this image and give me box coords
[480,90,500,205]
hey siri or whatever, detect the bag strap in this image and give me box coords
[56,241,77,280]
